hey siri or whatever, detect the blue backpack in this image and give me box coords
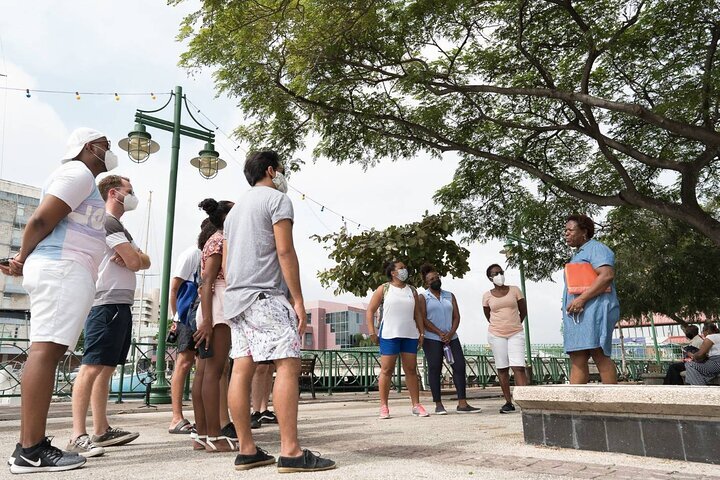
[176,269,199,326]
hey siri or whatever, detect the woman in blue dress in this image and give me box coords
[563,214,620,384]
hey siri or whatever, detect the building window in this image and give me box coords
[304,332,313,348]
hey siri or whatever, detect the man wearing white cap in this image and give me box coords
[1,128,118,474]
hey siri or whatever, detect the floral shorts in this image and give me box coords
[229,294,301,361]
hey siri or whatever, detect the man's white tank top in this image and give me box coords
[380,284,419,339]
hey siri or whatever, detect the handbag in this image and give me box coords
[564,262,611,295]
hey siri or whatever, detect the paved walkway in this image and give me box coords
[1,389,718,479]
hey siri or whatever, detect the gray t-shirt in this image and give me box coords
[223,186,294,319]
[94,215,137,306]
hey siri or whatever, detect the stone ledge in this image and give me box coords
[514,384,720,417]
[520,411,720,464]
[515,385,720,465]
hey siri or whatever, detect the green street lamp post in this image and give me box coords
[119,86,227,403]
[500,234,533,370]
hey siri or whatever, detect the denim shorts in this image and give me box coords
[82,304,133,366]
[379,336,419,356]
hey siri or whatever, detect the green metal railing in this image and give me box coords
[0,338,684,399]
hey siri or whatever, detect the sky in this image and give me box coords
[0,0,572,345]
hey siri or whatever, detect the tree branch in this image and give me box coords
[701,24,720,129]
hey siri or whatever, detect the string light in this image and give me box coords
[1,86,165,99]
[3,84,372,233]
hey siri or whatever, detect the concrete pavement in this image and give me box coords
[1,389,719,479]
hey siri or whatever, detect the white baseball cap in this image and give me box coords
[61,127,107,163]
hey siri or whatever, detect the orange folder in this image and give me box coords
[564,262,611,295]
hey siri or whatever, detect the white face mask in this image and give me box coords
[272,171,289,193]
[492,274,505,287]
[91,146,118,172]
[120,192,139,211]
[396,268,409,282]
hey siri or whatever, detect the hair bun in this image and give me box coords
[419,263,435,278]
[198,198,218,214]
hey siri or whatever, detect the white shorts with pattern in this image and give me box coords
[229,294,301,361]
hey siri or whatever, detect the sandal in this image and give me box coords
[205,436,236,453]
[190,431,208,451]
[169,418,193,434]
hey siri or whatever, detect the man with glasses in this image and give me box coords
[1,128,117,473]
[68,175,150,456]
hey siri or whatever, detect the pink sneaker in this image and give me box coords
[412,404,429,417]
[379,405,390,419]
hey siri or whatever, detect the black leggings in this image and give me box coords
[423,337,466,402]
[663,362,686,385]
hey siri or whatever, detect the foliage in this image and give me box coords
[603,205,720,325]
[351,333,374,347]
[176,0,720,250]
[312,213,470,296]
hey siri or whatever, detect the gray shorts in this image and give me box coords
[229,294,301,362]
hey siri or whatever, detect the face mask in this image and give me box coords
[91,146,118,172]
[430,280,442,291]
[272,171,289,193]
[396,268,409,282]
[492,274,505,286]
[119,192,139,211]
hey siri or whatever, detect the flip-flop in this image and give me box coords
[169,418,193,434]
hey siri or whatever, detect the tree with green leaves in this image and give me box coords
[177,0,720,248]
[604,204,720,325]
[313,213,470,296]
[176,0,720,318]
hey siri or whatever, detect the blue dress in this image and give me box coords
[562,239,620,356]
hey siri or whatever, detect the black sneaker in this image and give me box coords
[8,443,20,466]
[234,446,276,471]
[277,449,336,473]
[220,422,238,441]
[10,437,86,474]
[260,410,278,424]
[456,404,482,414]
[500,402,516,414]
[251,411,263,429]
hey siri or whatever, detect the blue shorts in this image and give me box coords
[82,304,132,367]
[379,336,418,356]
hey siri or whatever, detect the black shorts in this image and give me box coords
[82,304,132,367]
[177,300,199,353]
[176,321,196,353]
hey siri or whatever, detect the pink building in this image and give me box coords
[303,300,372,350]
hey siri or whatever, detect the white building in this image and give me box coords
[0,180,41,312]
[132,287,161,342]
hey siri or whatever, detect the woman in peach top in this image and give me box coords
[482,263,528,413]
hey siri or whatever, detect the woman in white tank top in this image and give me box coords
[365,261,429,419]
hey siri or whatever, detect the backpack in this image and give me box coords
[375,282,417,329]
[176,267,200,326]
